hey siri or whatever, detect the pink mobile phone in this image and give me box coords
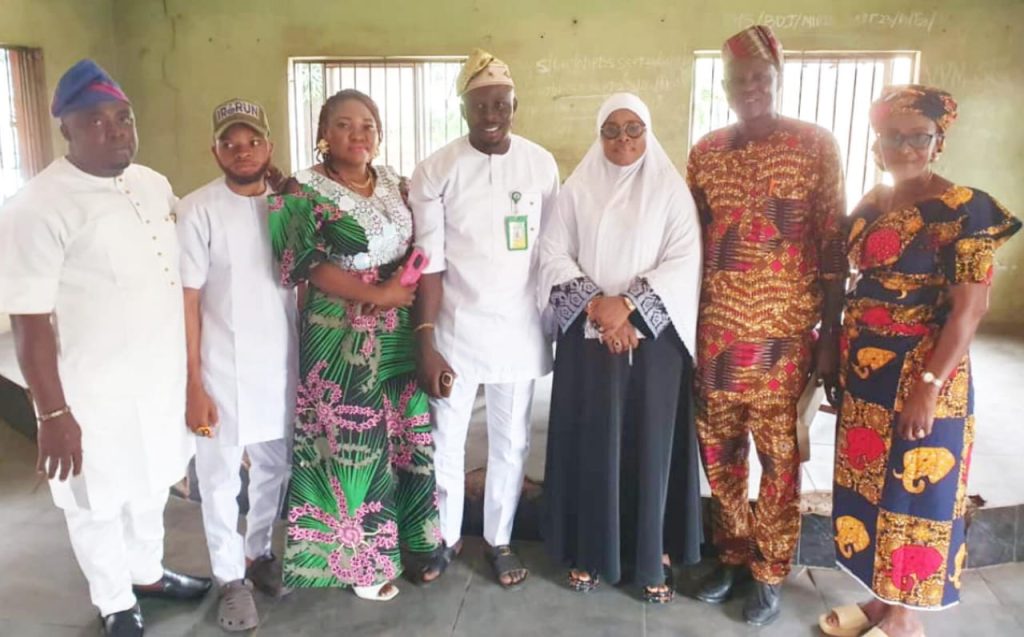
[399,247,429,286]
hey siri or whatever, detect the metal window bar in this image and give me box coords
[0,48,25,204]
[0,50,10,174]
[689,51,918,211]
[288,57,466,178]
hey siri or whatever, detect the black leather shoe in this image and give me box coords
[102,604,144,637]
[132,569,212,600]
[694,563,749,604]
[743,581,782,626]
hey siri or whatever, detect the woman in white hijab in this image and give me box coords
[539,93,703,603]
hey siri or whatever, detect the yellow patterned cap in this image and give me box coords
[457,48,514,96]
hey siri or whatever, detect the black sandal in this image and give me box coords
[418,542,461,585]
[643,564,675,604]
[487,544,529,589]
[567,569,600,592]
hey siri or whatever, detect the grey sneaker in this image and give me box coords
[217,579,258,632]
[246,554,290,598]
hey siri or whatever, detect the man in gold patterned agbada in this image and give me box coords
[686,25,847,626]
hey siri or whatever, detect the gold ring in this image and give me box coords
[614,340,622,349]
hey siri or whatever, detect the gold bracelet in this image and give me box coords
[38,405,71,422]
[413,323,435,334]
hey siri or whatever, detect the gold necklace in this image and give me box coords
[326,162,374,191]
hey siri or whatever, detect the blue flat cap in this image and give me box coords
[51,59,130,118]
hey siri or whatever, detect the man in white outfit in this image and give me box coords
[411,48,559,588]
[0,59,210,637]
[175,99,297,631]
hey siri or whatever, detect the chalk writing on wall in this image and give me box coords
[923,61,1008,91]
[732,13,835,31]
[727,11,939,33]
[853,12,937,33]
[534,55,689,75]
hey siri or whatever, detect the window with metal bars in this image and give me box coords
[0,49,23,205]
[288,57,468,178]
[689,51,919,211]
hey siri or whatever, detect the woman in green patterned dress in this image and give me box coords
[269,90,440,601]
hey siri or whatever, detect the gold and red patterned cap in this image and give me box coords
[869,84,959,134]
[722,25,784,71]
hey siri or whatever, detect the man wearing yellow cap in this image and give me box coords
[687,26,846,625]
[410,49,559,588]
[174,99,296,631]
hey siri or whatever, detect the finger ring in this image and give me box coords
[614,340,622,349]
[915,428,926,439]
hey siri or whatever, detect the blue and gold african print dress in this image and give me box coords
[833,185,1019,609]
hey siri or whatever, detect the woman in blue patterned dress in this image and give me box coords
[821,86,1019,637]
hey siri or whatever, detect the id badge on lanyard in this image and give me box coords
[504,191,528,251]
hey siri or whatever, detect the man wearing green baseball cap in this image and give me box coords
[174,98,297,632]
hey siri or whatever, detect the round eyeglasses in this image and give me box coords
[600,121,646,140]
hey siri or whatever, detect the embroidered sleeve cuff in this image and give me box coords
[625,277,671,338]
[549,276,601,333]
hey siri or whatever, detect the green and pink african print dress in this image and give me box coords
[269,166,440,589]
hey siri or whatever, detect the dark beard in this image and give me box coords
[219,157,271,186]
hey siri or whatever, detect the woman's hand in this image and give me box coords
[602,323,640,356]
[372,267,416,309]
[896,381,940,441]
[587,295,632,334]
[815,332,841,407]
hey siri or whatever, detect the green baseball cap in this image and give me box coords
[212,98,270,139]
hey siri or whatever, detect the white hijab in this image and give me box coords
[538,93,702,359]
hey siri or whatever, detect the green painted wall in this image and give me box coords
[8,0,1024,326]
[0,0,116,159]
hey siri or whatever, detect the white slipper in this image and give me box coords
[818,604,871,637]
[352,582,399,602]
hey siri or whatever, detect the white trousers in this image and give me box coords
[194,436,290,584]
[63,489,168,617]
[431,377,534,547]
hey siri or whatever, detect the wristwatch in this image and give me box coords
[621,296,637,313]
[921,371,943,389]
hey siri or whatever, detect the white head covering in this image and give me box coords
[537,93,702,359]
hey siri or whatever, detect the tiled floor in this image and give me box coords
[2,420,1023,636]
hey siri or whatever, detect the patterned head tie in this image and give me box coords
[457,48,514,97]
[869,84,959,135]
[722,25,784,72]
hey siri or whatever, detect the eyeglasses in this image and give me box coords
[600,121,646,140]
[878,132,937,150]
